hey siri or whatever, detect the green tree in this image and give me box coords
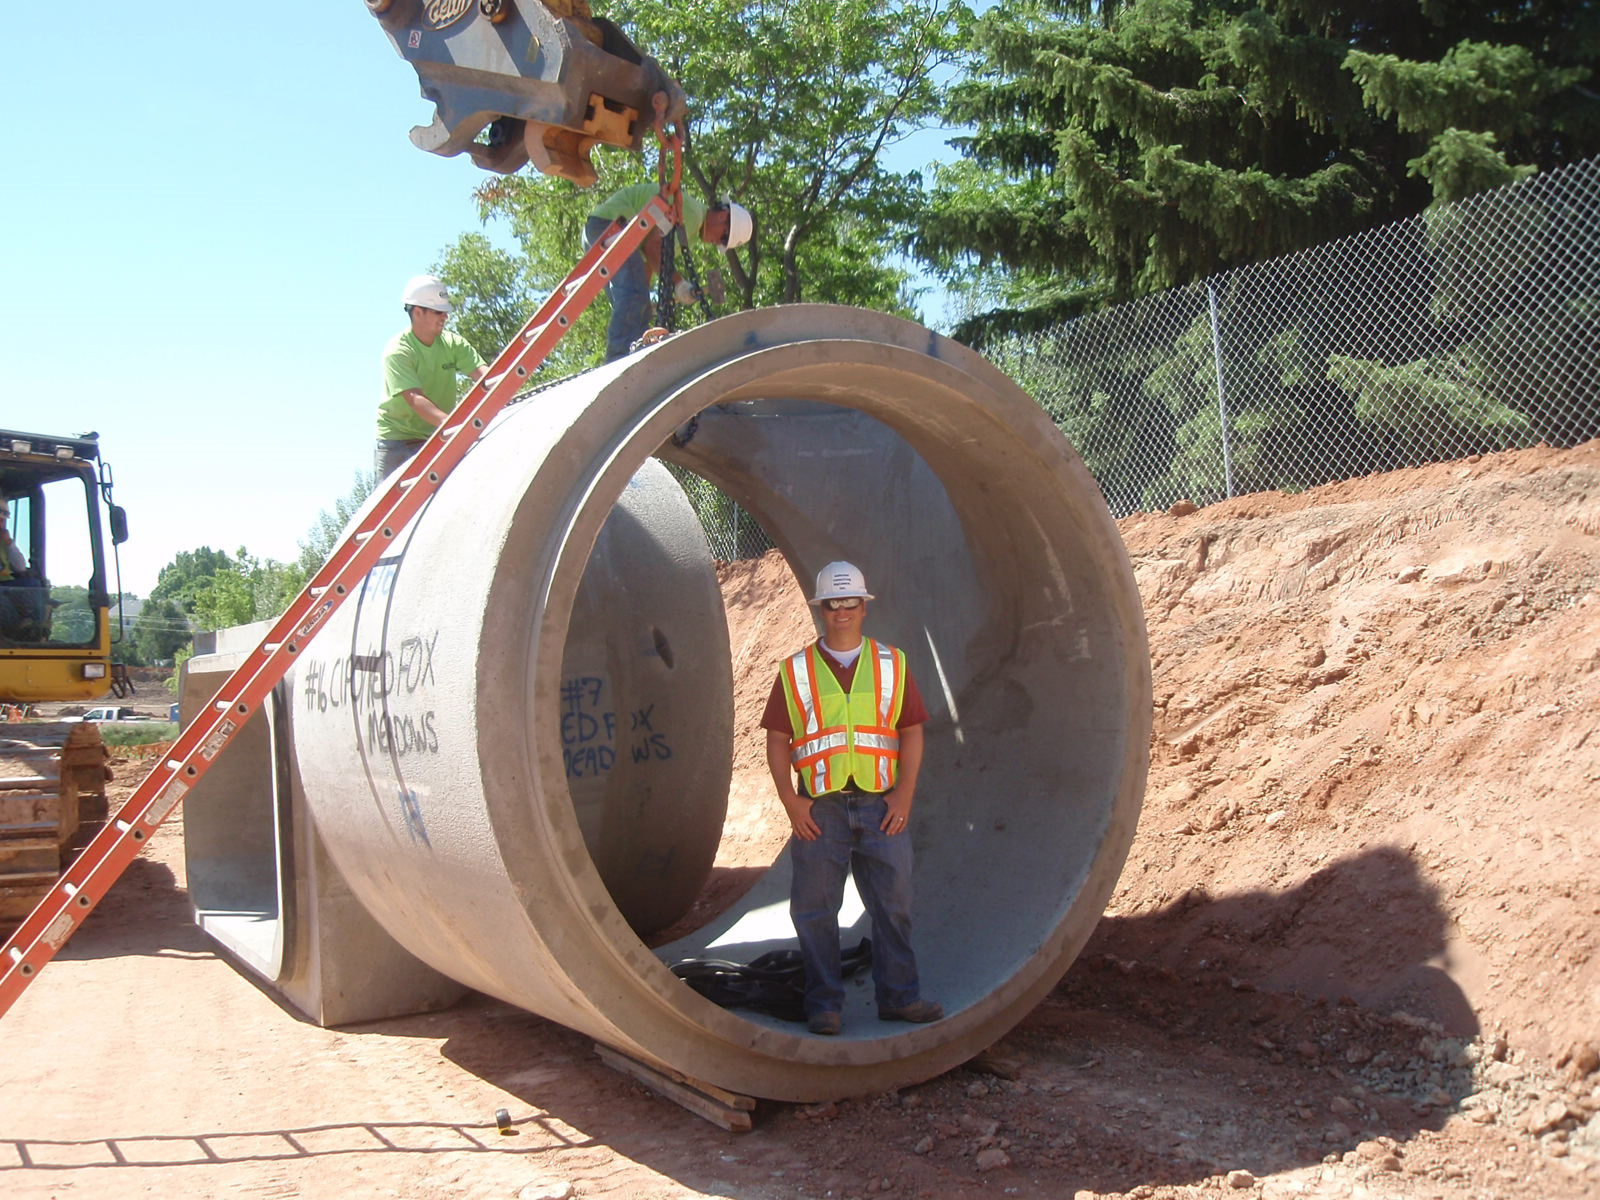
[189,549,305,632]
[439,0,970,372]
[148,546,234,615]
[440,167,627,372]
[296,470,380,579]
[146,473,382,649]
[129,597,192,665]
[918,0,1599,340]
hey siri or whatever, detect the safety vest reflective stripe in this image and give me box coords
[791,730,847,767]
[853,730,899,752]
[865,640,899,788]
[870,640,894,714]
[783,651,820,737]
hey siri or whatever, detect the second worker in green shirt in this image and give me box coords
[583,184,752,363]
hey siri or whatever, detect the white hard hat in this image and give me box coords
[401,274,453,313]
[809,561,874,605]
[719,200,753,249]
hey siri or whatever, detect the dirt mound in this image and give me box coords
[1112,440,1600,1068]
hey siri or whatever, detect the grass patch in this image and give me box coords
[97,722,180,747]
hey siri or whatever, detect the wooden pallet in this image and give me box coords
[594,1044,757,1132]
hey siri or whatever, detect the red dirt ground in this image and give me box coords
[2,441,1596,1200]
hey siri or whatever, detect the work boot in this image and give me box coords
[807,1011,842,1035]
[877,999,944,1023]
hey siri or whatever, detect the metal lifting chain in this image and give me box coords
[650,120,716,337]
[653,222,716,334]
[655,230,679,334]
[676,224,717,325]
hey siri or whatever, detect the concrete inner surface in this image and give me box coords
[185,305,1150,1103]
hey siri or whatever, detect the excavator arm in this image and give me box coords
[366,0,687,186]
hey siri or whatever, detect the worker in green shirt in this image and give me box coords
[583,184,752,362]
[376,275,489,478]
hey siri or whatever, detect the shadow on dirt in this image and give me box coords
[352,844,1485,1198]
[1088,843,1479,1038]
[52,835,1469,1198]
[54,854,212,962]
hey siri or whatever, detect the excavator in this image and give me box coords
[0,429,129,934]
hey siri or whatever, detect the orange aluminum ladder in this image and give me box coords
[0,174,687,1020]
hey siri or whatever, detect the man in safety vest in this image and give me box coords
[0,504,44,639]
[761,561,943,1036]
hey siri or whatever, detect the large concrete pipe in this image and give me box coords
[185,304,1150,1102]
[182,456,732,1019]
[287,455,733,942]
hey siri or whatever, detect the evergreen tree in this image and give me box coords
[919,0,1600,340]
[296,470,379,579]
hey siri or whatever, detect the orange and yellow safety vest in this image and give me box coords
[780,638,907,796]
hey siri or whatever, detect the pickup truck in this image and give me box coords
[68,706,139,723]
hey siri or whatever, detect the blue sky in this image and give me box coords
[6,6,965,598]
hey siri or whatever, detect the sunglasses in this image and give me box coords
[821,597,862,611]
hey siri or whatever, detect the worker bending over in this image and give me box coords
[583,184,752,363]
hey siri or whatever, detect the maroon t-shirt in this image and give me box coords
[759,641,929,736]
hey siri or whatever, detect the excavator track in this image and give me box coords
[0,723,111,937]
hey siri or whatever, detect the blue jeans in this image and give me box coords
[584,215,652,363]
[375,438,425,479]
[789,791,921,1018]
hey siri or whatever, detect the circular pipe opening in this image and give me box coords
[499,307,1149,1098]
[286,306,1147,1103]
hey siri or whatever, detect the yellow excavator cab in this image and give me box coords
[0,429,128,705]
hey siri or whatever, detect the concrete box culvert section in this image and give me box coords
[182,305,1150,1102]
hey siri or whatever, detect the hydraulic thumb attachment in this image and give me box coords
[368,0,687,187]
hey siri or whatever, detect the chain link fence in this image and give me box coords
[987,156,1600,517]
[662,463,777,562]
[669,157,1599,555]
